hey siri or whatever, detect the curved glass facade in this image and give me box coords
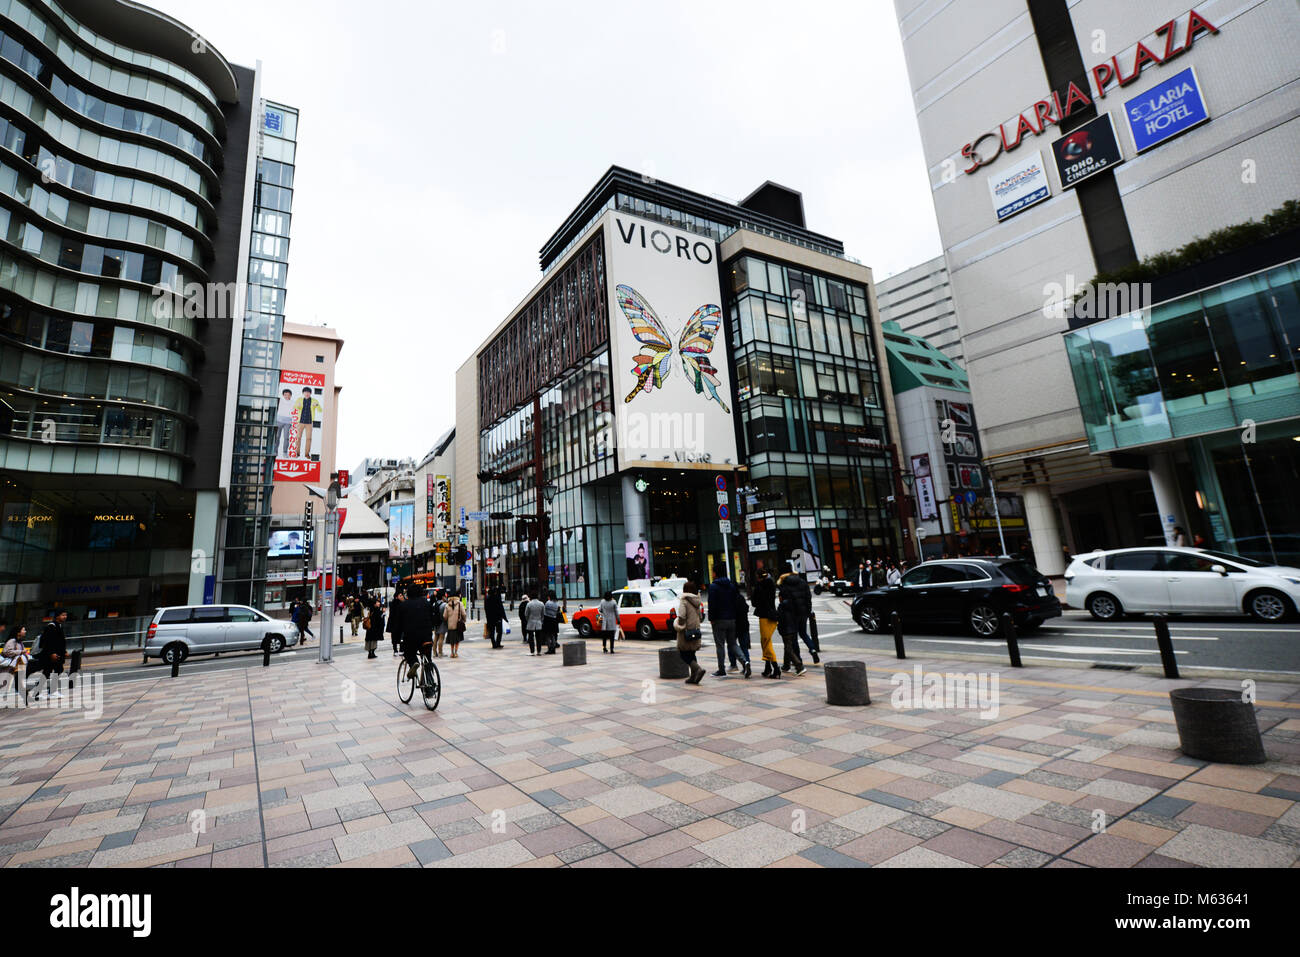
[0,0,228,482]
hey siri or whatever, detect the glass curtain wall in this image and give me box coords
[221,102,297,607]
[726,254,898,575]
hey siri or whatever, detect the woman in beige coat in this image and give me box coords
[444,596,467,659]
[674,581,706,685]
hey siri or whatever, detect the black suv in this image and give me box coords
[851,558,1061,637]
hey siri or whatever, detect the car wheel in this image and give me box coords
[1086,592,1122,622]
[576,619,593,638]
[162,642,188,665]
[636,618,655,640]
[968,604,1000,637]
[857,605,884,634]
[266,634,285,654]
[1246,589,1292,623]
[813,585,823,595]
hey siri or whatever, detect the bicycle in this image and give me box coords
[397,643,441,711]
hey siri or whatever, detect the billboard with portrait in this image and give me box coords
[388,503,413,559]
[268,529,306,557]
[625,540,649,582]
[602,211,738,469]
[274,370,326,483]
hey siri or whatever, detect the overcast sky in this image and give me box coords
[157,0,943,468]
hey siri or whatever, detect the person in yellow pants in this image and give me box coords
[751,570,781,678]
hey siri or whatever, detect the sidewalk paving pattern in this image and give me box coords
[1,638,1298,868]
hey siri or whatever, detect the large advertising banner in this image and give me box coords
[274,370,326,483]
[434,475,451,532]
[602,211,738,469]
[388,503,413,560]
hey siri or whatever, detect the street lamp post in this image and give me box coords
[307,476,341,663]
[542,481,558,596]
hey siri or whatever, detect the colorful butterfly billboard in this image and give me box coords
[603,211,738,469]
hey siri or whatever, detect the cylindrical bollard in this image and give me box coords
[1152,614,1180,679]
[262,636,272,667]
[1170,688,1266,764]
[338,625,344,645]
[1001,613,1022,668]
[824,660,871,706]
[809,612,819,647]
[170,656,180,678]
[659,645,690,679]
[562,640,587,666]
[891,611,906,660]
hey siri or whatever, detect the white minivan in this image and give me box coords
[145,605,301,665]
[1065,547,1300,623]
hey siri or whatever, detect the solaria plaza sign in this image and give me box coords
[960,9,1219,174]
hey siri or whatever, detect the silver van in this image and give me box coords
[144,605,300,664]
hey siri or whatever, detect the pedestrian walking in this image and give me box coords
[387,589,406,656]
[524,593,546,655]
[597,591,620,654]
[855,561,870,591]
[707,571,749,678]
[293,599,316,644]
[518,592,531,645]
[348,597,363,637]
[363,598,384,659]
[781,570,819,664]
[775,573,807,676]
[0,620,35,697]
[887,561,902,586]
[445,595,466,658]
[735,591,753,671]
[432,590,448,658]
[542,592,560,654]
[674,581,706,685]
[485,587,506,649]
[752,570,780,679]
[33,610,68,700]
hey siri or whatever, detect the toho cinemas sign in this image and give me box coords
[960,9,1219,174]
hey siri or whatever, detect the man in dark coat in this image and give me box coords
[485,588,506,649]
[777,572,811,674]
[386,589,405,657]
[706,572,748,678]
[399,585,435,679]
[36,609,68,699]
[364,599,385,659]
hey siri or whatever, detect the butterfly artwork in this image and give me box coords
[616,284,730,414]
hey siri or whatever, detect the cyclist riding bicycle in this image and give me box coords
[399,583,436,680]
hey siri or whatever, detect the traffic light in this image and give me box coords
[515,519,529,541]
[455,545,468,565]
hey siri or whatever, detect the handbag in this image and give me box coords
[362,615,372,630]
[483,622,491,638]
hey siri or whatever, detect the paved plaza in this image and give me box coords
[1,638,1298,869]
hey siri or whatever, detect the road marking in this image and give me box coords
[905,638,1187,656]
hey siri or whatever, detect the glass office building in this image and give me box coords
[1065,261,1300,564]
[0,0,286,626]
[221,101,298,607]
[470,167,901,599]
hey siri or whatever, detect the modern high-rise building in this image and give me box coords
[455,166,907,600]
[876,256,964,367]
[895,0,1300,573]
[0,0,296,625]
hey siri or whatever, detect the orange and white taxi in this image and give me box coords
[571,585,681,640]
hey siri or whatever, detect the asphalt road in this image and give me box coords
[806,593,1300,676]
[63,594,1300,693]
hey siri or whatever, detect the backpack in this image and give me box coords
[433,601,445,628]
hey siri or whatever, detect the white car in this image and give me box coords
[1065,547,1300,623]
[145,604,301,664]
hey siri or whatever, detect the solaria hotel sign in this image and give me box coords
[960,9,1218,174]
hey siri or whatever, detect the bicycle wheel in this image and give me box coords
[397,656,415,704]
[420,656,441,711]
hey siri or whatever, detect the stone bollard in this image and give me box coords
[659,646,690,679]
[262,636,273,668]
[562,640,587,666]
[1000,613,1022,668]
[824,661,871,706]
[1170,687,1266,765]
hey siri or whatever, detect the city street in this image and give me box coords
[1,624,1297,870]
[809,595,1300,677]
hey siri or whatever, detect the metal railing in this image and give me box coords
[62,616,153,654]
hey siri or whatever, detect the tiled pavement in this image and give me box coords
[1,639,1298,868]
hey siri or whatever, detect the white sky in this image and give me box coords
[156,0,943,468]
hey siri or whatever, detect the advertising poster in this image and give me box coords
[274,370,326,483]
[625,541,649,582]
[1051,112,1124,189]
[1125,67,1210,154]
[426,475,435,537]
[387,503,413,559]
[603,211,738,468]
[911,454,939,521]
[434,475,451,532]
[988,150,1050,222]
